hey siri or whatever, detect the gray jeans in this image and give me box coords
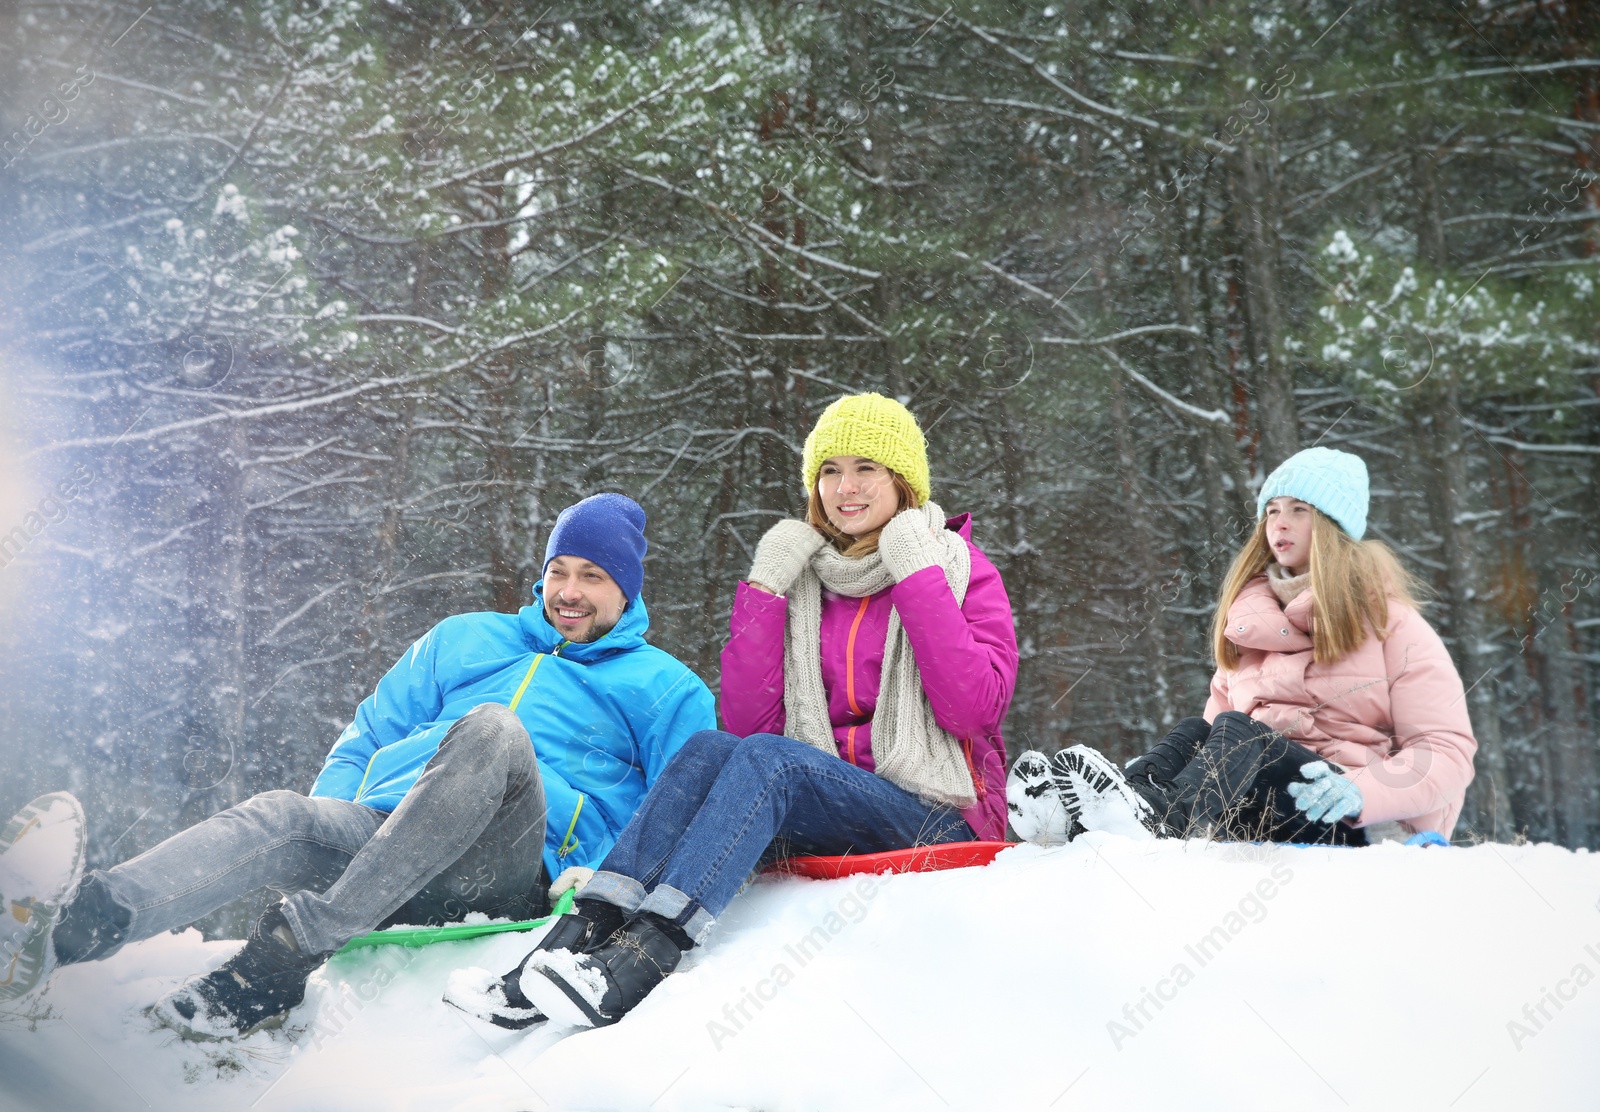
[91,703,547,956]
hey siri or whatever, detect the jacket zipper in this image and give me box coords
[353,642,568,805]
[519,641,580,858]
[507,652,549,713]
[963,738,985,799]
[557,794,584,859]
[843,596,871,765]
[353,756,378,805]
[844,597,870,716]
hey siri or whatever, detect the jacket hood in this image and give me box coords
[520,580,651,662]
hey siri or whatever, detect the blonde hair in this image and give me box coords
[1211,510,1421,668]
[806,468,921,558]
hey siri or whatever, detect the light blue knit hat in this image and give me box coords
[1257,447,1369,540]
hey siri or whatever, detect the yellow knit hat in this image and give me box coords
[801,392,931,504]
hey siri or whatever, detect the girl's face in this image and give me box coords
[1264,496,1315,576]
[818,456,897,536]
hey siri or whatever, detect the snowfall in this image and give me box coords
[2,835,1598,1112]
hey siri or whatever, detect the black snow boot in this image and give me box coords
[566,897,628,952]
[451,899,628,1030]
[1049,745,1167,837]
[1006,750,1085,844]
[51,873,132,966]
[151,902,330,1039]
[517,912,689,1029]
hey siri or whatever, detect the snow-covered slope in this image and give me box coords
[4,835,1598,1112]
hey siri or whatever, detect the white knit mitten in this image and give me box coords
[748,519,829,595]
[878,509,946,582]
[550,865,594,900]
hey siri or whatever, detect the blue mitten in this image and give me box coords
[1287,761,1363,824]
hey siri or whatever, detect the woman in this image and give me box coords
[1009,446,1476,847]
[471,392,1017,1029]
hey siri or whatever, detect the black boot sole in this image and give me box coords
[440,971,549,1031]
[145,998,290,1041]
[440,989,548,1031]
[440,911,607,1031]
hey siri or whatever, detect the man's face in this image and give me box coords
[542,556,628,643]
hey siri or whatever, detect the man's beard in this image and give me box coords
[544,601,618,643]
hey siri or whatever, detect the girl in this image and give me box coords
[1009,446,1477,846]
[472,392,1017,1029]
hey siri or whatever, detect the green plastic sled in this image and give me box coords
[335,888,576,956]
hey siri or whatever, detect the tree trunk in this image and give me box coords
[1415,400,1514,839]
[1173,240,1253,530]
[1110,373,1175,734]
[1412,145,1448,268]
[1233,139,1299,466]
[179,421,249,826]
[360,397,414,689]
[1537,562,1595,848]
[478,182,531,614]
[859,32,904,400]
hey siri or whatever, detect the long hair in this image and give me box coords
[1211,510,1421,669]
[806,469,921,558]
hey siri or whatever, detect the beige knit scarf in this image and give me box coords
[782,501,977,809]
[1267,562,1311,605]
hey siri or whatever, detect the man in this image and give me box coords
[0,493,715,1038]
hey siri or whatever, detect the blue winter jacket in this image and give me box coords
[309,585,716,880]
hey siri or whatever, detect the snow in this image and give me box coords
[1076,788,1155,840]
[441,964,531,1026]
[4,836,1599,1111]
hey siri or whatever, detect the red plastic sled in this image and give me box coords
[768,840,1016,880]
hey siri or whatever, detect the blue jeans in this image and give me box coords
[583,730,975,942]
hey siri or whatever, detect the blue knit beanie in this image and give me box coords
[1257,447,1370,540]
[543,493,647,601]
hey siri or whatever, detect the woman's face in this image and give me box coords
[818,456,898,536]
[1264,496,1315,576]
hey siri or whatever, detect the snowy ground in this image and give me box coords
[3,835,1598,1112]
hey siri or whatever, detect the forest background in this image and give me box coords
[1,0,1597,938]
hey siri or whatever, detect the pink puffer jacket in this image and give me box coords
[1204,577,1477,836]
[720,513,1018,841]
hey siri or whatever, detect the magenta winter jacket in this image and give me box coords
[720,513,1018,841]
[1205,577,1477,837]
